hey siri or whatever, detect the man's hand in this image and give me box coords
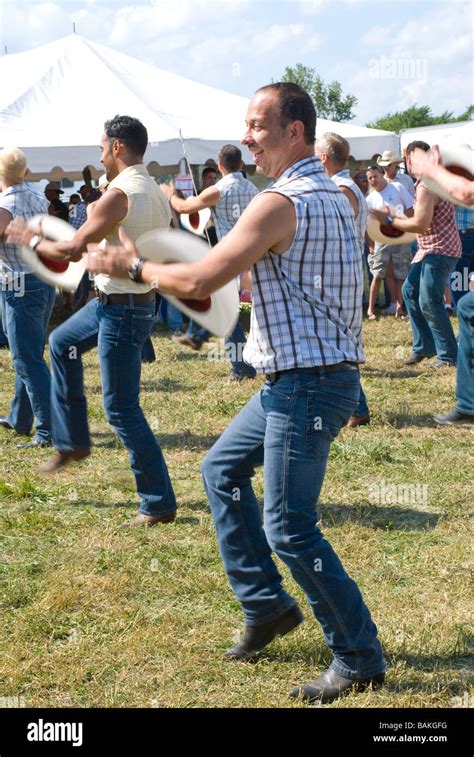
[369,207,391,224]
[7,217,72,260]
[85,226,139,278]
[410,146,441,179]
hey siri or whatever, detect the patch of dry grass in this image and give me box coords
[0,316,472,708]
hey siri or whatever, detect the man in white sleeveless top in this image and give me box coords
[315,132,371,428]
[164,144,257,381]
[86,85,387,702]
[17,116,177,527]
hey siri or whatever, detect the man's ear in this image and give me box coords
[289,120,305,145]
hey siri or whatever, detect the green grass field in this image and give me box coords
[0,316,472,709]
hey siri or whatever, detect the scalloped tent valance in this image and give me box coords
[0,34,400,179]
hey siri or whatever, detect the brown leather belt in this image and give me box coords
[95,288,155,305]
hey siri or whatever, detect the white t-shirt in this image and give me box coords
[393,171,415,197]
[366,181,413,216]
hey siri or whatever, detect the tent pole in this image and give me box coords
[178,129,212,247]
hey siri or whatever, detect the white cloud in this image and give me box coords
[351,4,473,124]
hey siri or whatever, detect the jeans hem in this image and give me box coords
[329,659,387,680]
[139,505,177,517]
[244,600,297,628]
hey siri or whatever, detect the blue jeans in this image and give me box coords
[159,298,184,332]
[202,367,386,679]
[402,254,458,364]
[456,291,474,416]
[187,319,210,343]
[225,320,256,379]
[48,297,177,517]
[353,381,369,417]
[451,231,474,306]
[1,273,55,441]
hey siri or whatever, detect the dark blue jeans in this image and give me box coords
[1,273,55,441]
[451,231,474,306]
[48,297,176,517]
[225,320,256,379]
[402,254,458,364]
[202,367,386,679]
[455,291,474,416]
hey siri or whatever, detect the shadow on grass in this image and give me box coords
[141,378,191,392]
[386,412,438,428]
[170,352,203,362]
[319,502,440,531]
[158,432,220,450]
[363,368,422,379]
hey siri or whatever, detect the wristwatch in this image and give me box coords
[128,256,147,283]
[29,235,43,251]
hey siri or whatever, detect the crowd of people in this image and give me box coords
[0,81,472,705]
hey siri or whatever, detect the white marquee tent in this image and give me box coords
[0,35,399,180]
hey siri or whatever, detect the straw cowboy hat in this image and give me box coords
[377,150,403,167]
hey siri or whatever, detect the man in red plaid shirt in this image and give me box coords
[370,140,461,367]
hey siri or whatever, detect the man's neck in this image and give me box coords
[274,146,314,179]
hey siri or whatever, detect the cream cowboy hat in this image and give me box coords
[377,150,403,167]
[21,214,85,292]
[180,207,212,237]
[367,205,416,245]
[135,228,239,337]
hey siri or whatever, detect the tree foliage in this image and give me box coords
[280,63,358,122]
[367,104,474,132]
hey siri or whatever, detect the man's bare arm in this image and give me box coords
[7,189,128,262]
[340,186,359,219]
[0,208,12,237]
[163,183,221,214]
[86,192,296,299]
[411,146,474,207]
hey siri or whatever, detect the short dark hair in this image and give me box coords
[104,115,148,157]
[202,166,218,179]
[218,144,242,172]
[366,165,383,173]
[406,140,430,156]
[256,82,316,145]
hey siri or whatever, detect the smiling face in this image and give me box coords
[241,91,290,179]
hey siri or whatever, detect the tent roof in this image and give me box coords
[0,34,399,178]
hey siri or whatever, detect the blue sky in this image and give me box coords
[1,0,472,125]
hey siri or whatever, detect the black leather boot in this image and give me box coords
[223,605,303,660]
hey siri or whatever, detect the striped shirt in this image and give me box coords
[412,180,462,263]
[213,172,258,241]
[243,156,364,373]
[0,183,48,275]
[69,201,87,230]
[95,164,171,295]
[332,169,368,255]
[456,206,474,231]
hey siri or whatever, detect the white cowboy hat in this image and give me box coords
[377,150,403,167]
[180,207,211,237]
[367,204,416,245]
[21,214,85,292]
[135,228,239,337]
[422,145,474,208]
